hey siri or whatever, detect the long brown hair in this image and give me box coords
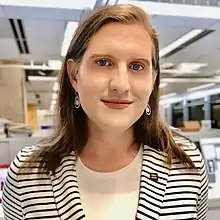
[24,4,195,175]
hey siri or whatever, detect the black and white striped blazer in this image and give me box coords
[2,137,208,220]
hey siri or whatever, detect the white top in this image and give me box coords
[76,147,143,220]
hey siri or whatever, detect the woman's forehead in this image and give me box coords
[84,23,153,60]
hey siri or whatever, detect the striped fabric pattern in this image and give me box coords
[2,137,208,220]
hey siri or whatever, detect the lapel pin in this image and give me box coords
[150,173,158,182]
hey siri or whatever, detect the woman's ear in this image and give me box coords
[67,59,79,91]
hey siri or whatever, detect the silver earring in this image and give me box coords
[74,92,80,108]
[146,104,151,116]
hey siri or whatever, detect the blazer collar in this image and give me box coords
[50,145,169,220]
[136,145,170,220]
[50,153,86,220]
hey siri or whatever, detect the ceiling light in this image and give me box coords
[187,87,220,100]
[159,83,168,88]
[106,0,117,5]
[187,83,215,92]
[52,93,58,100]
[48,60,62,69]
[0,64,61,70]
[50,105,56,111]
[28,76,57,82]
[51,100,56,105]
[159,29,204,58]
[61,21,78,57]
[160,69,200,75]
[53,82,59,92]
[160,92,177,99]
[160,97,183,105]
[178,62,208,72]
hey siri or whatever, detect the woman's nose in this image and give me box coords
[109,65,130,94]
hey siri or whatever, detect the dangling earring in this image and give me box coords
[74,92,80,108]
[146,104,151,115]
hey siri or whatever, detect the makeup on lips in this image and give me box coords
[101,99,133,109]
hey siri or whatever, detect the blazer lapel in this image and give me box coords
[50,152,86,220]
[136,145,170,220]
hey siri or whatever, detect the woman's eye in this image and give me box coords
[96,59,111,67]
[130,63,144,71]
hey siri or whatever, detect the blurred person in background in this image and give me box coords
[2,4,208,220]
[3,124,9,138]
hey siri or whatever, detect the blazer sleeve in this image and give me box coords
[2,150,24,220]
[197,150,209,220]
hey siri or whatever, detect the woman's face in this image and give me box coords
[68,22,155,132]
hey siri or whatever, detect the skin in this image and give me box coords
[67,22,155,172]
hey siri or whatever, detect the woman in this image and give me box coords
[3,4,208,220]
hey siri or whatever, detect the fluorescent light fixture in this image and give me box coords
[52,93,58,100]
[61,22,78,57]
[160,92,177,99]
[159,83,168,88]
[160,96,183,105]
[178,62,208,72]
[48,60,62,70]
[53,82,59,92]
[187,87,220,100]
[106,0,117,5]
[50,104,56,111]
[187,83,215,92]
[159,29,204,58]
[0,64,61,70]
[51,100,56,105]
[160,87,220,105]
[160,69,200,75]
[28,76,57,82]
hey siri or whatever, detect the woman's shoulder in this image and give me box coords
[10,145,76,177]
[173,135,199,153]
[12,145,38,165]
[8,145,41,177]
[173,135,204,168]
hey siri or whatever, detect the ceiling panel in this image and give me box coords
[211,20,220,29]
[20,53,63,63]
[156,26,191,48]
[161,82,208,95]
[151,15,217,29]
[196,49,220,75]
[164,30,220,64]
[26,81,54,92]
[0,18,13,38]
[23,20,66,57]
[0,6,4,18]
[0,38,20,59]
[193,48,220,64]
[2,6,81,21]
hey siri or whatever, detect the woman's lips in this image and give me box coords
[101,99,133,109]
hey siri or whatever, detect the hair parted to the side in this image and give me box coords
[22,4,196,175]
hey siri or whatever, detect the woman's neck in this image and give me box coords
[79,123,139,172]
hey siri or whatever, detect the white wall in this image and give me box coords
[36,109,55,128]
